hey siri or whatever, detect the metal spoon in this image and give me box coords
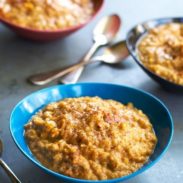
[60,14,121,84]
[29,14,121,86]
[28,40,129,85]
[0,139,21,183]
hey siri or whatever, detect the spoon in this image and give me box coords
[29,40,129,85]
[60,14,121,84]
[29,14,121,86]
[0,139,21,183]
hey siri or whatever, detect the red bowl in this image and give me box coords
[0,0,104,41]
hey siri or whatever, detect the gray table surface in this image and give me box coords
[0,0,183,182]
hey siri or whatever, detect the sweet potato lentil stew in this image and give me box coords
[0,0,94,30]
[24,97,157,180]
[138,23,183,85]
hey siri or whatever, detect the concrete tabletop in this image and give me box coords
[0,0,183,182]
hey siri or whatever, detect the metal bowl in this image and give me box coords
[126,17,183,91]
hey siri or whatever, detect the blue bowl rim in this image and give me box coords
[10,83,174,183]
[126,17,183,89]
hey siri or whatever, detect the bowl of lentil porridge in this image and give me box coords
[10,83,173,183]
[126,17,183,90]
[0,0,104,41]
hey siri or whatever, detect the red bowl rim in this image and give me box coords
[0,0,104,33]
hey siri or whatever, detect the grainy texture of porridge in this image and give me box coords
[138,23,183,85]
[24,97,157,180]
[0,0,94,30]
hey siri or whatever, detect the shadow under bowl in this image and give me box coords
[126,17,183,91]
[10,83,173,183]
[0,0,104,41]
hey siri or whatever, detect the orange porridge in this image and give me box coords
[0,0,94,30]
[24,97,157,180]
[138,23,183,85]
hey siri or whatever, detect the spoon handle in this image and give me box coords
[28,58,92,85]
[60,41,101,84]
[0,159,21,183]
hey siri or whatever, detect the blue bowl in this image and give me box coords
[126,17,183,91]
[10,83,173,183]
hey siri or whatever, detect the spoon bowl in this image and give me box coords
[93,40,129,64]
[93,14,121,44]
